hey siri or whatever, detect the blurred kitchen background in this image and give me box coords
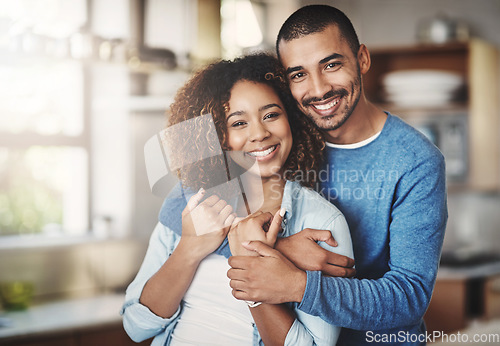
[0,0,499,344]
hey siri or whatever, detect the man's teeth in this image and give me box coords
[247,145,276,157]
[314,99,339,110]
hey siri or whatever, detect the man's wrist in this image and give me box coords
[274,237,288,255]
[293,269,307,303]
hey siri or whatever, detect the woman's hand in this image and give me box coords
[179,188,236,261]
[228,209,285,256]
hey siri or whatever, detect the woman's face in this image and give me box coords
[225,80,292,179]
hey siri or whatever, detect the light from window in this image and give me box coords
[0,146,88,236]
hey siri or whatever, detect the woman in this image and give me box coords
[121,54,353,345]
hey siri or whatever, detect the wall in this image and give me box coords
[299,0,500,47]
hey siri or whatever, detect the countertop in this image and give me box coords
[437,260,500,280]
[0,293,125,341]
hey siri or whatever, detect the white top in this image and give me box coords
[170,254,253,346]
[325,131,381,149]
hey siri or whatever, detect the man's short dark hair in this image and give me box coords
[276,5,360,59]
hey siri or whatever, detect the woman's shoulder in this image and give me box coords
[284,180,344,227]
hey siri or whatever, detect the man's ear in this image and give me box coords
[357,44,371,75]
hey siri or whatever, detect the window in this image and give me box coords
[221,0,265,58]
[0,1,89,237]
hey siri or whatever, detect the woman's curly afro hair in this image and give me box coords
[166,53,325,191]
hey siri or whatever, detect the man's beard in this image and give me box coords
[301,77,362,132]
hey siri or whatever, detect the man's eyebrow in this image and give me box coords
[285,66,302,75]
[285,53,344,75]
[319,53,344,65]
[259,103,282,112]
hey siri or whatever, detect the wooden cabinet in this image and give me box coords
[364,39,500,191]
[1,324,151,346]
[424,278,468,333]
[425,274,500,334]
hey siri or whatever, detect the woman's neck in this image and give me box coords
[238,174,285,216]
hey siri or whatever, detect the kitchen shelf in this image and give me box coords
[364,39,500,191]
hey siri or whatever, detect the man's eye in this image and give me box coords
[291,72,305,80]
[326,62,340,70]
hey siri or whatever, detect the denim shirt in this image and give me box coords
[121,180,354,345]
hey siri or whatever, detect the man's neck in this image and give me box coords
[324,98,387,145]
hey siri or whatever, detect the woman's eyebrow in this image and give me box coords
[226,110,244,120]
[259,103,282,112]
[227,103,282,120]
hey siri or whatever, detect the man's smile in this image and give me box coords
[310,96,342,115]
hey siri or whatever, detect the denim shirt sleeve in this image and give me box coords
[120,222,182,343]
[284,213,352,346]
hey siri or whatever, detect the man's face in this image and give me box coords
[278,25,362,132]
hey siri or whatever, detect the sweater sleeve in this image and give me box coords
[120,223,182,342]
[298,155,447,330]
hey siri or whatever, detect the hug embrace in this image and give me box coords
[121,5,447,346]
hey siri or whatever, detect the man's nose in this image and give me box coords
[309,74,331,99]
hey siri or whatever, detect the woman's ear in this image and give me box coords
[357,44,371,75]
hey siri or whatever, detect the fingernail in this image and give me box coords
[279,208,286,217]
[198,188,205,194]
[242,241,250,246]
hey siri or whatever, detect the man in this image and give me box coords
[226,5,447,345]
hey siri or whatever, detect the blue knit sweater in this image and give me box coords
[306,113,447,345]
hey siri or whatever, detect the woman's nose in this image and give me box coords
[249,122,271,142]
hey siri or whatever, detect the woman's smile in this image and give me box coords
[245,144,279,160]
[226,80,292,178]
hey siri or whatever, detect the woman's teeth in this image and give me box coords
[247,145,277,157]
[314,99,339,110]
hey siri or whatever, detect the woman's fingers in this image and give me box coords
[223,213,237,228]
[211,198,228,213]
[184,188,206,213]
[199,194,221,208]
[219,204,234,222]
[248,211,273,226]
[267,208,285,243]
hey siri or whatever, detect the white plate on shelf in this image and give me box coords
[382,69,464,89]
[385,91,454,107]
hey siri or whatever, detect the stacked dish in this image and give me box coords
[381,69,464,107]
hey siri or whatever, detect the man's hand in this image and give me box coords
[228,209,284,256]
[227,241,306,304]
[276,228,355,277]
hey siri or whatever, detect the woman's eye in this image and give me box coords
[230,121,246,127]
[264,112,279,120]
